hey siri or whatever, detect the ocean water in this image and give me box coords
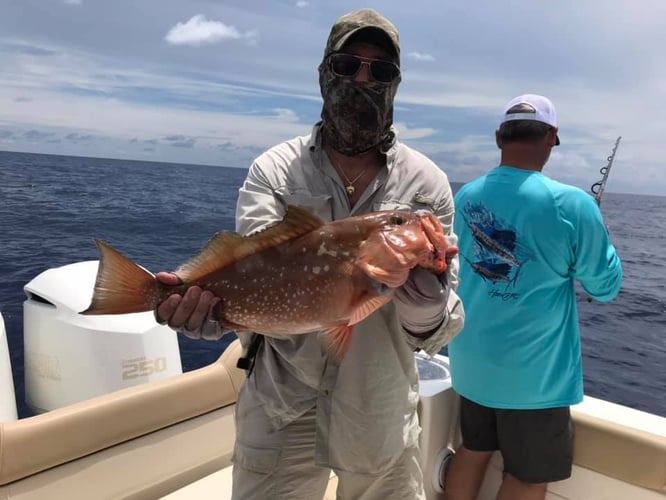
[1,151,664,419]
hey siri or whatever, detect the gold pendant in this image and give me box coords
[346,185,355,196]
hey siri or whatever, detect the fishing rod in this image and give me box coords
[586,136,621,304]
[590,136,622,206]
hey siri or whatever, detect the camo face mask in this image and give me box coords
[318,59,400,155]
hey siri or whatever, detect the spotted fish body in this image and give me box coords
[82,205,453,360]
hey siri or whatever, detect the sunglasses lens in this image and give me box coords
[370,60,400,83]
[329,54,399,83]
[330,54,362,77]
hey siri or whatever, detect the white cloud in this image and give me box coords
[64,0,82,5]
[394,122,436,140]
[164,15,257,46]
[0,84,311,166]
[270,108,299,121]
[2,1,666,195]
[406,51,434,62]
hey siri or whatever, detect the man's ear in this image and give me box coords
[548,127,559,147]
[495,129,502,149]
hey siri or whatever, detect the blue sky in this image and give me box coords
[1,0,665,195]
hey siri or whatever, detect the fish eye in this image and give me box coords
[390,215,404,225]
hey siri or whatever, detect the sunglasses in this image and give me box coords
[328,53,400,83]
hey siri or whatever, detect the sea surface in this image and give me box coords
[1,150,664,419]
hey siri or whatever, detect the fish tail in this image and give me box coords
[81,240,162,315]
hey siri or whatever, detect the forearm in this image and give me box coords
[581,248,623,302]
[571,194,623,302]
[401,289,464,355]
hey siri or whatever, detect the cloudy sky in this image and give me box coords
[1,0,665,195]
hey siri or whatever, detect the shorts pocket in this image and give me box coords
[233,441,281,475]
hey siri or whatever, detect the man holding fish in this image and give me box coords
[154,9,464,500]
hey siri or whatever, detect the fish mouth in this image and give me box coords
[356,210,453,286]
[385,212,455,274]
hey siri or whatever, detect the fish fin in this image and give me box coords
[81,240,159,315]
[175,205,325,282]
[321,293,391,360]
[348,295,393,325]
[320,325,354,362]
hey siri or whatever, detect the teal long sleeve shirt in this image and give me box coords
[449,166,622,409]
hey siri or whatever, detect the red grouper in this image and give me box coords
[81,205,457,361]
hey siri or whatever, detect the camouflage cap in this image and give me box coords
[323,9,400,64]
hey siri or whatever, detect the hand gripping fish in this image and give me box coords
[81,205,456,360]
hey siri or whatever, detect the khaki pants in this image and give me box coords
[231,383,425,500]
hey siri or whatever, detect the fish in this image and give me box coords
[81,205,456,360]
[467,222,520,267]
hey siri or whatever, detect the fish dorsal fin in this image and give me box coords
[348,295,393,326]
[175,205,325,282]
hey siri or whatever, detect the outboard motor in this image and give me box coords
[416,352,461,499]
[23,260,182,414]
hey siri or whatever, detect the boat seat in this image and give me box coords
[571,401,666,492]
[0,339,245,494]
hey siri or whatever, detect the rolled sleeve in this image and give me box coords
[402,289,465,355]
[235,159,286,236]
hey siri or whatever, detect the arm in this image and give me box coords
[394,181,465,355]
[570,195,623,302]
[235,159,285,236]
[395,266,465,355]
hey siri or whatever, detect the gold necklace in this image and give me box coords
[336,165,366,196]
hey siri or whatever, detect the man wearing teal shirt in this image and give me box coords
[444,94,622,500]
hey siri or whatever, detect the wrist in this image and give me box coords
[400,306,448,337]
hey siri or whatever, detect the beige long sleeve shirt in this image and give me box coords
[232,123,464,473]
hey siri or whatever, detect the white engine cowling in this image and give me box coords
[23,260,182,414]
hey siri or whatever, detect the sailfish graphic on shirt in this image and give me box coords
[460,202,532,291]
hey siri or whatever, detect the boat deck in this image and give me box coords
[161,466,339,500]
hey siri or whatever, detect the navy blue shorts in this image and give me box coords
[459,395,574,483]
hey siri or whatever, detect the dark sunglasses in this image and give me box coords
[328,53,400,83]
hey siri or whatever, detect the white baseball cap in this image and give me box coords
[501,94,560,145]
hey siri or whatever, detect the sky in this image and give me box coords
[1,0,665,196]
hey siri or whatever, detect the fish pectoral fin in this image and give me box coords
[348,295,393,326]
[320,295,393,363]
[320,325,354,362]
